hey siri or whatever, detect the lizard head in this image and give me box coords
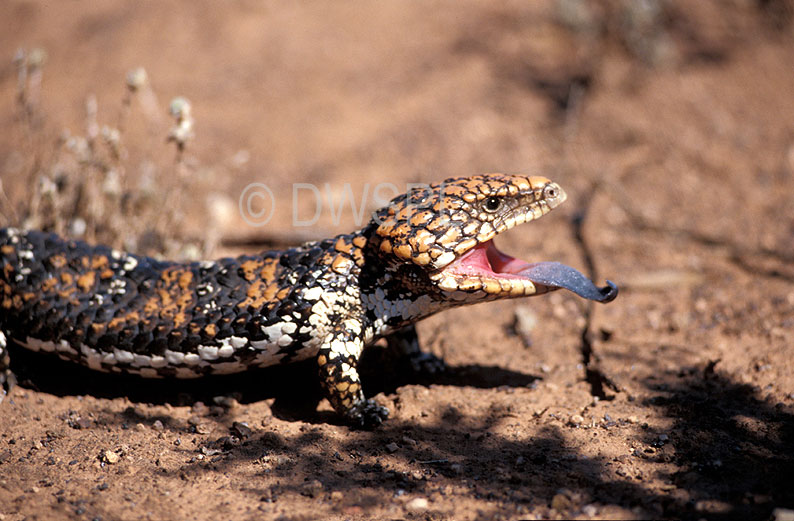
[373,173,617,303]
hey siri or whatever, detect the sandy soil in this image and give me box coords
[1,1,793,519]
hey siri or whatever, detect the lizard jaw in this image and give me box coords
[434,240,618,302]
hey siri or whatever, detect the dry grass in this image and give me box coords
[2,51,220,260]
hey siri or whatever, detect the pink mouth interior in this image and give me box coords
[445,240,530,279]
[442,240,619,302]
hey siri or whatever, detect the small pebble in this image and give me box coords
[191,402,208,415]
[101,450,119,464]
[385,442,399,453]
[231,422,253,439]
[658,434,669,442]
[582,504,598,517]
[401,436,417,447]
[301,479,323,498]
[134,423,146,432]
[152,420,164,432]
[330,491,343,501]
[405,498,429,512]
[75,418,93,430]
[569,414,585,426]
[551,493,572,511]
[213,395,240,409]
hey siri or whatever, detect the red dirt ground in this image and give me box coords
[1,1,793,520]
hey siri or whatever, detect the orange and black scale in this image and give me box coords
[0,174,593,427]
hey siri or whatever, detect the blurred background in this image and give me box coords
[1,1,793,519]
[2,0,792,259]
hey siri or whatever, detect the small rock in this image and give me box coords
[75,417,93,430]
[231,422,252,439]
[385,442,399,453]
[199,446,222,457]
[191,402,208,415]
[569,414,585,426]
[401,436,417,447]
[658,434,669,442]
[134,423,146,432]
[582,504,598,517]
[213,395,240,409]
[218,436,241,450]
[152,420,164,432]
[101,450,119,464]
[330,490,344,501]
[301,479,323,498]
[405,497,429,512]
[30,486,40,494]
[449,463,464,475]
[626,415,639,424]
[551,493,572,512]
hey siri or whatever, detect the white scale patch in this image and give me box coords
[133,354,152,367]
[217,343,234,358]
[302,286,323,301]
[197,345,218,361]
[165,350,185,365]
[229,336,247,349]
[109,279,127,295]
[122,256,138,271]
[113,349,134,364]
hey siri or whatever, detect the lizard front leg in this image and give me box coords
[317,322,389,428]
[0,331,16,404]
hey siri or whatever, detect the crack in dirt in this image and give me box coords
[570,183,620,400]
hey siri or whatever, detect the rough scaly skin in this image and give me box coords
[0,174,611,427]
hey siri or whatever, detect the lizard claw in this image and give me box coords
[347,399,390,429]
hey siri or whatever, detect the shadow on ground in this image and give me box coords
[13,341,793,519]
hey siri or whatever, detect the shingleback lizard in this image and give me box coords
[0,174,617,427]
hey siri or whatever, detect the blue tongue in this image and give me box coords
[519,262,618,303]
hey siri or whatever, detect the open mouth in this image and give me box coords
[438,240,618,302]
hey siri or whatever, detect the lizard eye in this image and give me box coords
[483,196,501,213]
[543,185,559,200]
